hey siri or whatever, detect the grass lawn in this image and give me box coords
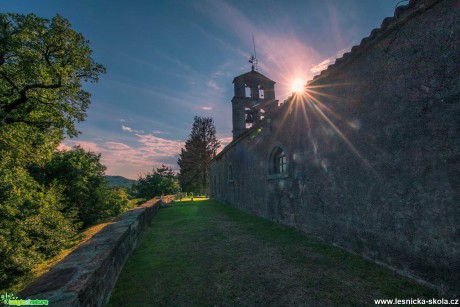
[108,199,435,306]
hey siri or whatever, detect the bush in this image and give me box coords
[34,146,131,227]
[133,165,179,199]
[105,188,134,217]
[0,147,135,290]
[0,158,77,289]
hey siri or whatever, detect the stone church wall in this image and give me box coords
[210,0,459,295]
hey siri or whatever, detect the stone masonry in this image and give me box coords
[18,198,163,306]
[210,0,459,296]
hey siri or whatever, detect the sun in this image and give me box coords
[291,79,305,93]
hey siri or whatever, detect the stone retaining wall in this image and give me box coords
[18,198,163,306]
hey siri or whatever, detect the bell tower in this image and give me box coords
[231,66,278,139]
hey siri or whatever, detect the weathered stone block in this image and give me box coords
[18,198,162,306]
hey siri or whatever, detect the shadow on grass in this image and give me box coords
[108,199,436,306]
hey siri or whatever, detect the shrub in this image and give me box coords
[133,165,179,199]
[35,146,130,227]
[0,158,77,290]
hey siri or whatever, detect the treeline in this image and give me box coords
[0,12,196,291]
[0,144,180,289]
[132,165,179,199]
[0,146,134,290]
[0,13,182,291]
[0,13,125,290]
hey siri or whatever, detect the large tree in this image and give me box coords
[0,13,105,138]
[178,116,220,194]
[0,14,106,289]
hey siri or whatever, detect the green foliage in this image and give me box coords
[133,165,179,199]
[34,146,130,227]
[177,116,220,194]
[0,13,105,137]
[105,187,135,217]
[0,12,112,292]
[0,157,77,290]
[0,122,62,170]
[0,13,105,169]
[0,146,134,290]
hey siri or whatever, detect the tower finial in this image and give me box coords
[248,34,258,71]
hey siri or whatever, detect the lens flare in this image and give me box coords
[291,79,305,93]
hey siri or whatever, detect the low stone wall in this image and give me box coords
[18,198,162,306]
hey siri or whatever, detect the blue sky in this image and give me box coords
[3,0,402,178]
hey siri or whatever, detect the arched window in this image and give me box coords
[276,150,287,173]
[268,144,289,179]
[228,164,234,182]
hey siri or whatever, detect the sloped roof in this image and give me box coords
[233,69,276,84]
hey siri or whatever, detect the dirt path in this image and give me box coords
[108,199,435,306]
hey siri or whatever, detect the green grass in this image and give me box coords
[108,199,436,306]
[170,197,209,203]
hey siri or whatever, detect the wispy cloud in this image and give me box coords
[57,126,235,179]
[192,23,249,60]
[134,133,183,157]
[219,136,233,147]
[58,125,184,179]
[207,80,221,91]
[310,47,350,74]
[59,136,182,179]
[121,125,132,132]
[201,106,213,111]
[105,142,131,150]
[121,125,144,134]
[215,136,233,154]
[195,0,322,100]
[110,71,226,115]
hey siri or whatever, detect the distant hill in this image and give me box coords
[106,175,136,188]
